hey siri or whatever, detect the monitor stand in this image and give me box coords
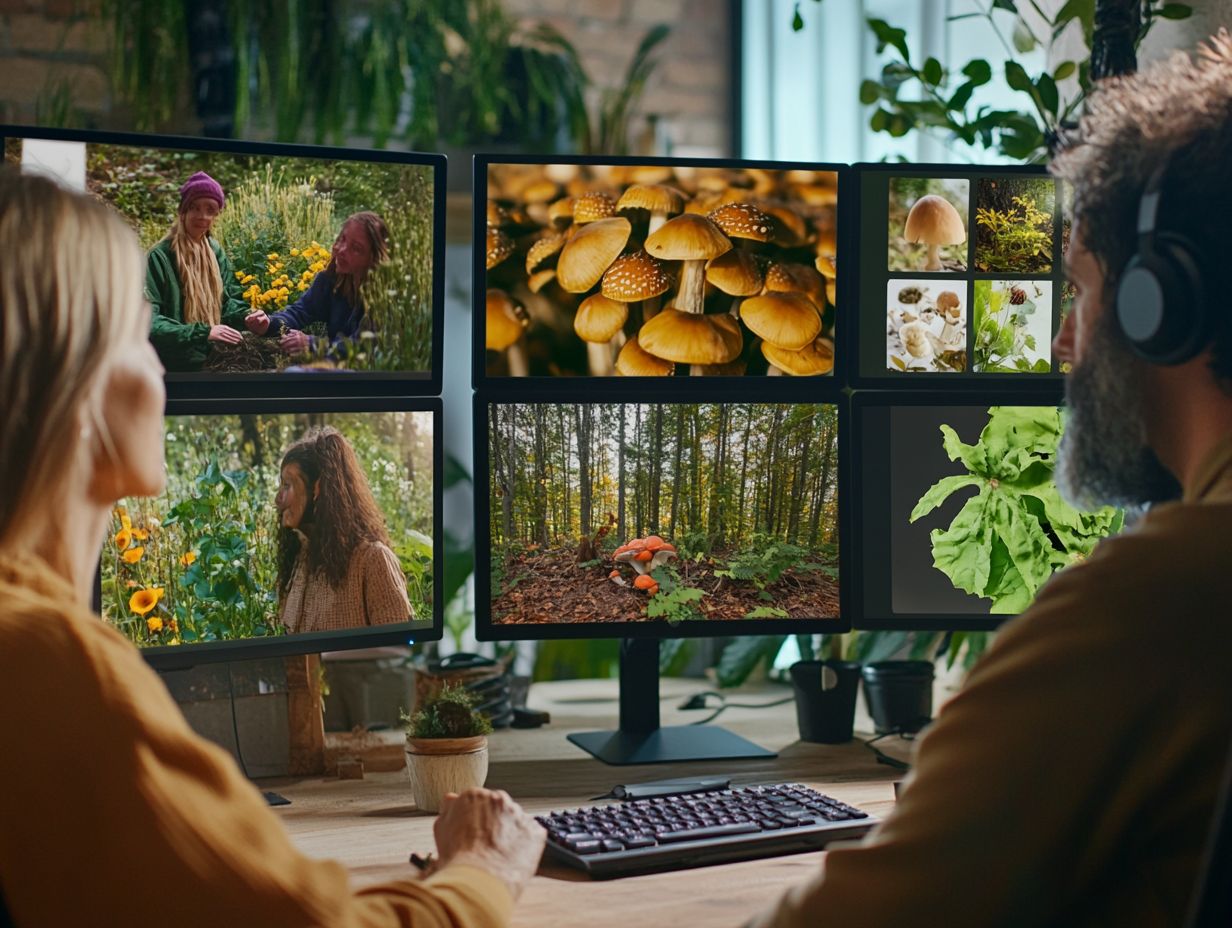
[567,639,776,765]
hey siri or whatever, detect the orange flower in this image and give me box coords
[146,616,164,634]
[129,587,164,616]
[122,546,144,564]
[179,551,197,567]
[114,529,133,551]
[168,618,179,634]
[132,528,149,541]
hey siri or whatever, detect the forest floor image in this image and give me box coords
[489,402,841,624]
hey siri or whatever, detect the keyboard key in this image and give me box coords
[657,823,761,843]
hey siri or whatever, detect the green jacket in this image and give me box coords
[145,238,251,372]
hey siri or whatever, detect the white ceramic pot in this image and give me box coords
[405,735,489,813]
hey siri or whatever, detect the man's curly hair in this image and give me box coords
[1050,29,1232,382]
[277,426,395,595]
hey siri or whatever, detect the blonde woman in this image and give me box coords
[0,168,543,926]
[145,171,251,371]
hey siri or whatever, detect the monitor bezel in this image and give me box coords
[849,160,1066,392]
[104,395,444,672]
[473,390,852,641]
[850,387,1066,632]
[472,152,851,399]
[1,123,446,398]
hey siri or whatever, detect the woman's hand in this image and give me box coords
[432,788,546,901]
[245,310,270,335]
[208,325,243,345]
[279,330,312,354]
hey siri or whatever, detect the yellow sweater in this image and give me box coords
[0,556,512,928]
[750,434,1232,928]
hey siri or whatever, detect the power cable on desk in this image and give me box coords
[226,662,290,806]
[678,690,796,726]
[863,730,914,771]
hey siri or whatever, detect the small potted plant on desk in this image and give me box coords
[402,683,493,813]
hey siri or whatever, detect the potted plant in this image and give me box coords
[788,634,862,744]
[401,683,493,813]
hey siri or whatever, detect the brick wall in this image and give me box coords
[502,0,734,156]
[0,0,734,156]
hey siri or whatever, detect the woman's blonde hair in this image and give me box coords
[166,213,223,326]
[0,167,146,552]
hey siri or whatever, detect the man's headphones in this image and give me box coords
[1114,162,1212,364]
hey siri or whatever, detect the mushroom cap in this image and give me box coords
[707,202,774,243]
[575,293,629,343]
[486,200,509,228]
[763,262,825,304]
[631,164,674,185]
[527,268,556,293]
[792,183,838,207]
[761,335,835,376]
[645,213,732,262]
[740,292,822,350]
[544,163,580,185]
[936,290,961,313]
[814,226,837,259]
[762,204,808,248]
[617,183,685,216]
[705,249,764,296]
[633,573,658,592]
[814,254,837,281]
[642,535,665,548]
[486,226,515,270]
[904,194,966,245]
[556,217,632,293]
[638,308,743,365]
[602,250,673,302]
[899,320,935,358]
[573,191,617,224]
[486,289,527,351]
[634,549,654,562]
[525,230,567,273]
[522,178,560,203]
[615,335,675,376]
[547,197,576,227]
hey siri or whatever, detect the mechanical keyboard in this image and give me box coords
[537,782,877,877]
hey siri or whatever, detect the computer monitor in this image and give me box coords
[98,397,442,670]
[473,155,843,389]
[852,392,1125,631]
[853,163,1069,385]
[2,125,445,396]
[474,395,848,763]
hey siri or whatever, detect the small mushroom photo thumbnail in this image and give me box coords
[888,177,969,273]
[886,279,967,373]
[483,162,840,377]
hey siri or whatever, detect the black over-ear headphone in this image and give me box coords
[1114,162,1212,364]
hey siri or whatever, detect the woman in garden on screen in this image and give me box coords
[145,171,252,372]
[245,210,391,357]
[275,426,412,633]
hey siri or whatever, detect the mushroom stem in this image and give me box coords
[677,260,706,314]
[648,210,669,236]
[924,243,941,272]
[507,342,529,377]
[587,341,614,376]
[767,364,785,376]
[641,295,662,322]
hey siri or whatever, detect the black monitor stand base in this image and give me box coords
[262,790,291,806]
[566,639,776,766]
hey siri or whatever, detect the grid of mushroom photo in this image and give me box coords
[480,160,839,380]
[857,168,1064,382]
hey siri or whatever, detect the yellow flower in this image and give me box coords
[122,546,144,564]
[118,513,133,531]
[234,270,243,279]
[290,248,300,257]
[114,528,132,551]
[147,616,163,634]
[180,550,197,567]
[129,587,164,616]
[131,528,148,541]
[267,252,279,260]
[297,282,308,291]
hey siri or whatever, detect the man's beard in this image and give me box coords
[1056,314,1182,509]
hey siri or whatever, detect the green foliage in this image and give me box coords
[974,194,1053,273]
[972,280,1052,374]
[716,636,785,688]
[715,537,827,592]
[645,566,706,625]
[402,683,493,738]
[910,406,1124,613]
[855,2,1193,163]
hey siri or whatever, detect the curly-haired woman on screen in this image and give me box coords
[0,167,542,927]
[275,426,412,633]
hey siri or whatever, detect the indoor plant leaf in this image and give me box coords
[910,474,983,522]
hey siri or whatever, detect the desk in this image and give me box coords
[275,678,907,928]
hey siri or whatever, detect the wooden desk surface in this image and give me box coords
[273,678,907,928]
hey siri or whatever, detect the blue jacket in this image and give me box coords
[267,270,363,346]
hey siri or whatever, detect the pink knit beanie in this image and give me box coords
[179,172,225,210]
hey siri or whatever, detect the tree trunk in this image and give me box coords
[575,405,593,538]
[669,406,684,537]
[617,406,627,545]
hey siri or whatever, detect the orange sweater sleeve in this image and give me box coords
[0,597,512,928]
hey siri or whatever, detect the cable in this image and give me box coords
[862,731,914,771]
[680,690,796,726]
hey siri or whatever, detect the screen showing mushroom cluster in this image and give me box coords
[101,408,438,655]
[485,401,841,625]
[482,162,838,378]
[3,134,438,384]
[856,167,1068,380]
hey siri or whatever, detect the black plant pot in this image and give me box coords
[861,661,935,735]
[789,660,862,744]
